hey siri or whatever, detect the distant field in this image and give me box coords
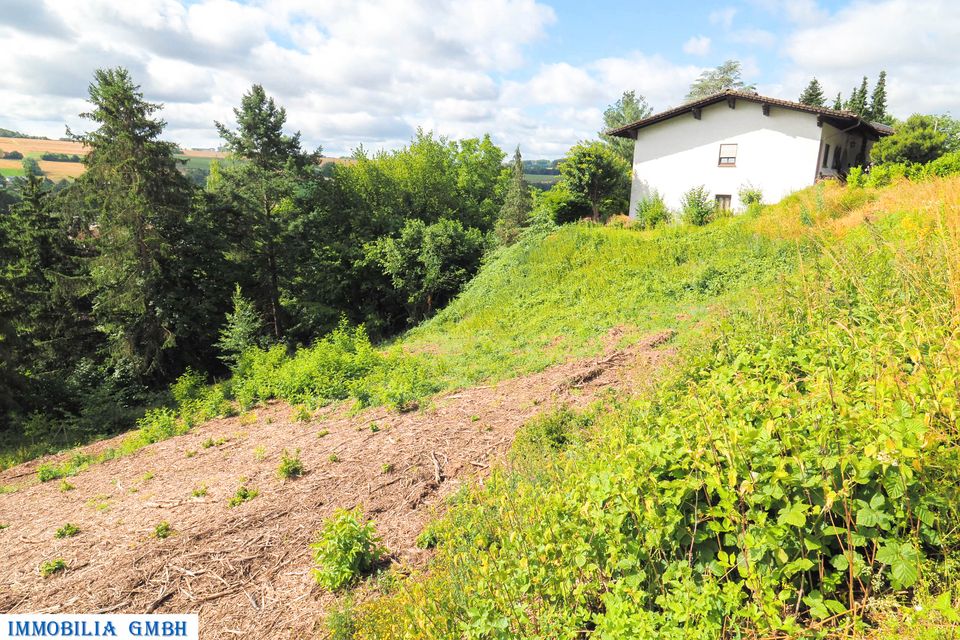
[0,136,88,157]
[0,136,351,182]
[525,173,560,187]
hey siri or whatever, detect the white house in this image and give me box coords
[607,90,893,215]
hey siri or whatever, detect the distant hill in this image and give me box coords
[0,127,46,139]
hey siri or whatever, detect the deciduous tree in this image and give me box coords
[559,141,630,222]
[686,60,756,101]
[600,90,652,162]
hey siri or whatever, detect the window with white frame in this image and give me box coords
[718,143,737,167]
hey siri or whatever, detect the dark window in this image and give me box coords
[822,143,830,168]
[718,143,737,166]
[716,194,732,210]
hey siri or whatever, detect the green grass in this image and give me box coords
[404,218,794,387]
[0,167,24,177]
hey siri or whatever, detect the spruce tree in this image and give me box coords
[495,147,533,246]
[215,85,316,339]
[867,70,888,122]
[71,67,194,378]
[799,78,826,106]
[846,76,869,116]
[832,92,844,110]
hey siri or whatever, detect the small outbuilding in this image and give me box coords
[607,90,893,215]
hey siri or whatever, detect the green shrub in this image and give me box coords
[54,523,80,538]
[680,185,715,226]
[277,449,305,480]
[294,405,312,422]
[634,192,671,229]
[191,484,207,497]
[153,521,172,539]
[311,508,385,591]
[59,480,75,492]
[40,558,67,577]
[36,454,93,482]
[738,184,763,216]
[171,368,206,405]
[326,598,358,640]
[228,483,258,507]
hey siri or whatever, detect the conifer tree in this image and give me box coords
[867,70,888,122]
[71,67,194,378]
[846,76,869,116]
[495,147,533,246]
[799,78,826,106]
[832,92,844,110]
[215,85,317,339]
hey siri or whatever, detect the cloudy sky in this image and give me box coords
[1,0,957,158]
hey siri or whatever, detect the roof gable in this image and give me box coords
[606,90,893,140]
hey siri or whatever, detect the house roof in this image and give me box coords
[606,90,894,140]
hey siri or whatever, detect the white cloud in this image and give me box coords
[783,0,960,115]
[0,0,564,156]
[683,36,712,56]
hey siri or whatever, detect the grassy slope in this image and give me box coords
[404,216,794,388]
[348,177,960,638]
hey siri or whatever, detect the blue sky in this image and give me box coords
[1,0,956,158]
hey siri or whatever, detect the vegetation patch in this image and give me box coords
[54,523,80,538]
[39,558,67,577]
[276,449,305,480]
[228,482,258,507]
[311,508,385,591]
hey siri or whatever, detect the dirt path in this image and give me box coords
[0,331,675,638]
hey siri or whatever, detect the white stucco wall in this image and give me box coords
[629,100,824,215]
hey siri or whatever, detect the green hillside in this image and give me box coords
[343,177,960,638]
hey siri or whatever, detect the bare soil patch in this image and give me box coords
[0,330,675,638]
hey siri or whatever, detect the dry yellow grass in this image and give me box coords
[0,136,88,156]
[0,158,84,181]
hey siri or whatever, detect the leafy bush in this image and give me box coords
[680,185,715,226]
[277,449,305,480]
[231,321,439,413]
[311,508,385,591]
[634,192,671,229]
[39,558,67,577]
[54,523,80,538]
[3,150,23,160]
[367,218,487,323]
[228,483,258,507]
[153,521,172,539]
[738,184,763,215]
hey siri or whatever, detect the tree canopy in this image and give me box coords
[799,78,826,107]
[685,60,756,101]
[600,91,652,162]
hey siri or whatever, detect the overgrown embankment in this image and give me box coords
[346,177,960,638]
